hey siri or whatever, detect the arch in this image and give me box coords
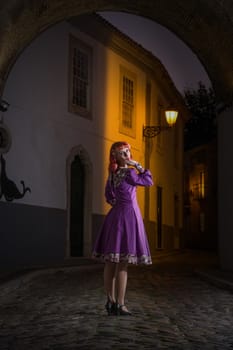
[0,1,233,104]
[66,145,93,258]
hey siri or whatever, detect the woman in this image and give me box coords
[92,141,153,315]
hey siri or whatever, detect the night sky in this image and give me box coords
[99,12,211,95]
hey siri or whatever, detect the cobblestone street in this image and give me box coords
[0,251,233,349]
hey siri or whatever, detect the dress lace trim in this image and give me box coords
[92,252,152,265]
[111,168,128,188]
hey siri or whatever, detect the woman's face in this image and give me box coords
[115,146,131,166]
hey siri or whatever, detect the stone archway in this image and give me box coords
[0,0,233,105]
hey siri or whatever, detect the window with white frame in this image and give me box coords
[119,67,136,137]
[69,35,92,119]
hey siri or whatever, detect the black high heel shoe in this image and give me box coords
[117,304,132,316]
[105,299,117,315]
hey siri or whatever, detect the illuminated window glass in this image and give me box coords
[122,76,134,128]
[200,171,205,198]
[119,67,136,137]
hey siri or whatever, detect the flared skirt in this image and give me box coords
[92,203,152,265]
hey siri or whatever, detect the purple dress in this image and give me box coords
[92,167,153,265]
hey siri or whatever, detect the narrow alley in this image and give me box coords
[0,251,233,349]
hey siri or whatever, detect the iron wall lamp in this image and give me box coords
[143,108,178,138]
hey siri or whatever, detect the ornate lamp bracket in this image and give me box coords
[143,125,171,138]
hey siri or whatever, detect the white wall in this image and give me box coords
[2,22,107,210]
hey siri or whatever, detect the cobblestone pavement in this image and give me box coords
[0,251,233,349]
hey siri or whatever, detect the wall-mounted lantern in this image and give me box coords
[143,107,178,138]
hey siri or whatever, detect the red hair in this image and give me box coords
[108,141,131,173]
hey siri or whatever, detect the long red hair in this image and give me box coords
[108,141,131,174]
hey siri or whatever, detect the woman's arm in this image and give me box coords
[125,167,153,187]
[104,176,116,206]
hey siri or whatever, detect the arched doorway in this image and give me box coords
[70,154,85,256]
[66,145,92,258]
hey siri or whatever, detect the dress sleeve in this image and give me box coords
[125,168,153,187]
[104,176,116,206]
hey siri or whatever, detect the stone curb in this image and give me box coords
[0,260,103,295]
[2,250,231,297]
[194,269,233,293]
[0,250,183,286]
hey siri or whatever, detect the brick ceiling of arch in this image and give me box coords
[0,0,233,105]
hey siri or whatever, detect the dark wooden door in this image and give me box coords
[70,155,84,256]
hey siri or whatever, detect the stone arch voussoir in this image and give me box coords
[0,0,233,104]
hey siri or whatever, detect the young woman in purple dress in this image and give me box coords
[92,141,153,315]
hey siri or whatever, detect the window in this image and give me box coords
[200,171,205,198]
[191,170,205,200]
[69,35,92,119]
[119,67,136,137]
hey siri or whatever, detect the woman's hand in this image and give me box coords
[126,159,144,173]
[126,159,137,166]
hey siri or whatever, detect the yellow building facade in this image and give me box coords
[70,14,189,256]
